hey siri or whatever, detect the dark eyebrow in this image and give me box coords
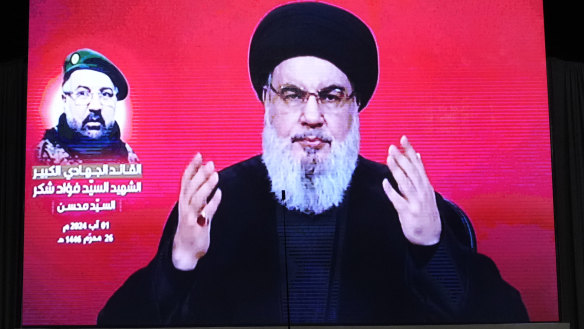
[318,85,347,93]
[278,84,348,92]
[72,86,114,92]
[278,84,303,91]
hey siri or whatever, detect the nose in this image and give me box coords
[87,92,102,110]
[300,95,324,128]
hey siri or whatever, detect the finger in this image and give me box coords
[180,153,202,199]
[387,160,415,202]
[400,136,429,185]
[388,145,417,195]
[382,178,407,211]
[400,136,419,167]
[185,161,215,206]
[190,171,219,213]
[202,188,222,226]
[399,136,429,190]
[389,144,416,177]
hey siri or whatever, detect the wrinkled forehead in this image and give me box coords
[271,56,353,91]
[63,69,115,91]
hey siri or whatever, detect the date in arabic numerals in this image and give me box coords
[104,234,114,243]
[70,221,87,230]
[65,235,82,244]
[100,221,110,230]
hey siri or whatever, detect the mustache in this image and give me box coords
[82,112,105,127]
[290,130,333,143]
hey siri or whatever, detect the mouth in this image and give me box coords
[291,135,331,150]
[82,114,106,130]
[83,121,103,130]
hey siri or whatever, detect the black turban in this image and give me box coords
[249,2,378,111]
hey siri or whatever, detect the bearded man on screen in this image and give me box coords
[99,2,527,326]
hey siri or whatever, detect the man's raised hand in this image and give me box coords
[382,136,441,246]
[172,153,222,271]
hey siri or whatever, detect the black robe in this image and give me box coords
[98,155,528,326]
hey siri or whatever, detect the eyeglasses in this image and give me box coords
[63,87,117,106]
[268,84,355,112]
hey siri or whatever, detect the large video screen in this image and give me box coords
[24,0,555,326]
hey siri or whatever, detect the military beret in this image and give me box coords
[249,2,378,111]
[63,48,128,101]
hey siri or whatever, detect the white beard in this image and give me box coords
[261,113,360,214]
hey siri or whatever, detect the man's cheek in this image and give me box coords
[67,116,82,130]
[331,116,353,142]
[271,114,297,137]
[72,111,87,127]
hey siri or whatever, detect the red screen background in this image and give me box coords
[24,0,555,325]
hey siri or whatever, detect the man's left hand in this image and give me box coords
[382,135,441,246]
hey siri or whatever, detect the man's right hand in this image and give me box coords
[172,153,222,271]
